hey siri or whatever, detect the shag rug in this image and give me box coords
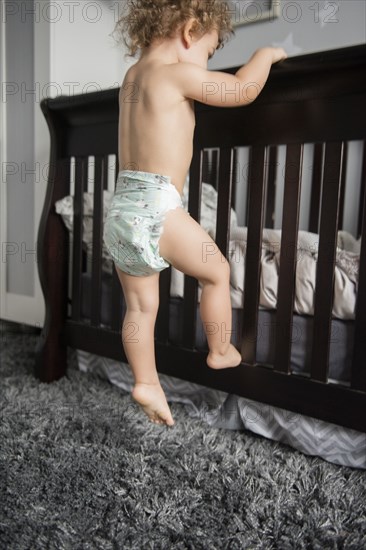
[1,321,366,550]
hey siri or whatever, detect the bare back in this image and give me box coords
[118,60,196,195]
[118,46,281,195]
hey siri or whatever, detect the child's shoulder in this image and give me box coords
[121,60,206,94]
[130,59,207,78]
[120,60,232,105]
[159,62,212,97]
[163,61,208,80]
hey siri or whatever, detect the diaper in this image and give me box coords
[103,169,184,276]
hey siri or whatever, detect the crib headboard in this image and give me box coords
[37,44,366,427]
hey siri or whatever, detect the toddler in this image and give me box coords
[103,0,287,426]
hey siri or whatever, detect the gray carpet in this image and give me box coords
[1,321,366,550]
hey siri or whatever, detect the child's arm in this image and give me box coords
[171,47,287,108]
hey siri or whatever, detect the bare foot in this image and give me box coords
[206,343,242,370]
[132,382,175,426]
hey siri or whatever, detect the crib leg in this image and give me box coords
[35,321,68,382]
[34,253,68,382]
[34,173,69,382]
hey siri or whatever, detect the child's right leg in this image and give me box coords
[114,266,175,426]
[159,206,242,369]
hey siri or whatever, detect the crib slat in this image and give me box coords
[351,144,366,391]
[90,156,105,326]
[115,156,119,182]
[110,269,122,331]
[106,155,112,188]
[357,140,366,239]
[311,141,344,382]
[274,143,304,373]
[182,148,203,349]
[215,148,234,258]
[202,149,210,183]
[211,149,219,189]
[308,142,324,233]
[71,157,87,321]
[231,148,238,211]
[241,145,267,364]
[110,166,123,332]
[265,145,278,228]
[337,141,348,230]
[156,268,172,343]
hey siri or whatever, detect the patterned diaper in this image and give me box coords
[103,169,184,276]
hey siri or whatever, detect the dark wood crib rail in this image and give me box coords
[35,44,366,432]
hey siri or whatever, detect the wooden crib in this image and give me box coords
[35,44,366,433]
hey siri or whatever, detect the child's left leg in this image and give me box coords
[115,265,175,426]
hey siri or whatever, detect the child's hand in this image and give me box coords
[270,47,288,64]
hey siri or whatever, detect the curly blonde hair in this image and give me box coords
[113,0,235,58]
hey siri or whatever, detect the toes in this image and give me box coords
[149,413,174,426]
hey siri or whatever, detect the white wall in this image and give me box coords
[49,0,130,97]
[210,0,366,67]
